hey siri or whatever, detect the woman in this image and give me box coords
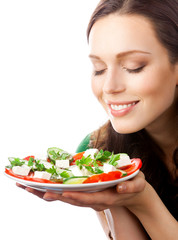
[18,0,178,239]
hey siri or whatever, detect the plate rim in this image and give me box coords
[4,169,139,191]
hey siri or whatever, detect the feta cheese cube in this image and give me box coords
[83,149,99,159]
[69,165,91,176]
[12,165,31,176]
[39,160,53,169]
[116,154,132,168]
[55,160,70,168]
[103,163,117,173]
[69,166,83,176]
[119,154,130,161]
[82,167,93,176]
[33,171,52,180]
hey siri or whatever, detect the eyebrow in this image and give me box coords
[89,50,151,60]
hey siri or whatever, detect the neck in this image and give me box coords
[145,101,178,155]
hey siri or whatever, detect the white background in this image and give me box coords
[0,1,108,239]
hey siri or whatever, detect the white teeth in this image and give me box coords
[111,102,136,110]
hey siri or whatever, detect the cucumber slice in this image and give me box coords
[117,169,127,177]
[47,147,72,161]
[63,176,88,184]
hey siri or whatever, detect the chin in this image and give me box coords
[111,121,143,134]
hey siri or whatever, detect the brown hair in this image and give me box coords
[87,0,178,63]
[87,0,178,220]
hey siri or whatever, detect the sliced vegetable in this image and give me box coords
[121,158,142,175]
[23,156,35,161]
[5,168,58,184]
[5,149,142,185]
[63,176,88,184]
[47,147,72,162]
[83,170,126,184]
[70,152,85,165]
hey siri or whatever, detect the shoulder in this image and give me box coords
[76,121,111,153]
[75,134,92,153]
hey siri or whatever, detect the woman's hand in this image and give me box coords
[17,171,146,211]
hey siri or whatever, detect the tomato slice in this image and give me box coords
[83,171,123,184]
[23,156,35,161]
[70,152,85,165]
[122,158,142,175]
[83,158,142,183]
[5,168,58,184]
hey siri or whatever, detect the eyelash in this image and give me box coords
[94,65,145,76]
[124,65,145,73]
[94,69,106,76]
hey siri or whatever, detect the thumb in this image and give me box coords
[116,171,146,194]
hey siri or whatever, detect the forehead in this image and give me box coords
[89,14,161,57]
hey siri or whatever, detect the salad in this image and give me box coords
[5,147,142,184]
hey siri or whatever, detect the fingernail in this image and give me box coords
[43,196,54,201]
[43,193,59,201]
[43,194,55,200]
[117,184,126,192]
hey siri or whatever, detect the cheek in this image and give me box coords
[91,77,103,101]
[132,69,175,103]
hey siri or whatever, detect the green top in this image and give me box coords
[76,134,91,153]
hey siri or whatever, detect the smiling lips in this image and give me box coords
[107,101,139,117]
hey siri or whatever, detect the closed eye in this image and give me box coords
[124,65,145,73]
[94,69,106,76]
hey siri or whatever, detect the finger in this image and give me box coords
[61,188,117,206]
[25,187,45,198]
[16,183,27,189]
[43,191,91,207]
[116,172,146,194]
[16,183,45,198]
[43,192,63,201]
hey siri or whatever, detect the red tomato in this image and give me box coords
[83,158,142,183]
[70,152,85,165]
[23,156,35,161]
[71,152,103,167]
[122,158,142,175]
[5,168,58,184]
[83,171,123,184]
[96,161,103,166]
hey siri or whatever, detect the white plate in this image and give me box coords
[4,170,139,193]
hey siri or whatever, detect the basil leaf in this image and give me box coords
[94,167,104,174]
[109,153,120,166]
[46,166,58,175]
[60,171,71,178]
[35,160,46,171]
[85,166,95,174]
[28,157,35,167]
[95,150,112,161]
[9,158,25,168]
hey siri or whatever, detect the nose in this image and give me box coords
[103,67,126,94]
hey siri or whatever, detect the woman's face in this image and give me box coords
[89,14,178,134]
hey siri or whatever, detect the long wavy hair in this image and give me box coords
[87,0,178,220]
